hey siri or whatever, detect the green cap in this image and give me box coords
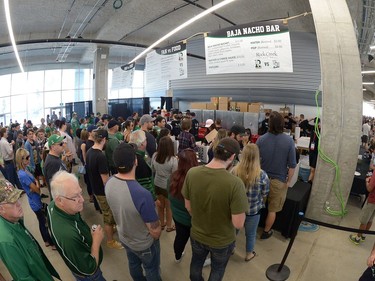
[0,180,23,204]
[48,134,65,147]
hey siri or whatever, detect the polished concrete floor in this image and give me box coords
[0,178,371,281]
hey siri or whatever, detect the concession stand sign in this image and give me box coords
[111,62,135,90]
[145,42,188,86]
[205,20,293,74]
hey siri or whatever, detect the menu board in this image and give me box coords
[111,62,135,90]
[145,42,187,86]
[205,20,293,74]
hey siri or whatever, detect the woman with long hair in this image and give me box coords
[169,149,199,262]
[16,148,55,249]
[231,143,269,261]
[207,128,227,162]
[123,120,134,143]
[151,136,178,232]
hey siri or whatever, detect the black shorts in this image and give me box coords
[309,151,318,168]
[34,163,43,177]
[362,135,368,144]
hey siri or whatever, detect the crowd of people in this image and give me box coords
[1,108,370,280]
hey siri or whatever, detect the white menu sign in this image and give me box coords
[111,62,135,90]
[205,20,293,74]
[146,42,187,84]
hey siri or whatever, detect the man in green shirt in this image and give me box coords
[0,179,60,281]
[48,171,105,280]
[182,137,248,281]
[105,120,121,175]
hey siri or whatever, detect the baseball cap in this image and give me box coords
[113,143,136,171]
[0,179,23,204]
[87,125,97,132]
[102,114,111,120]
[139,114,155,125]
[94,129,108,140]
[205,119,214,128]
[48,134,65,147]
[108,120,120,129]
[230,124,246,136]
[217,137,241,156]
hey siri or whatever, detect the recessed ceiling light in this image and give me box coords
[363,88,367,91]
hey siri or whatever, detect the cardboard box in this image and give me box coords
[210,97,219,104]
[218,103,228,111]
[248,103,263,113]
[206,103,217,110]
[229,102,237,110]
[218,97,231,104]
[237,102,249,112]
[191,103,206,110]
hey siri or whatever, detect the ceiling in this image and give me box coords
[0,0,372,99]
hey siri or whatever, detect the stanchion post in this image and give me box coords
[265,212,304,281]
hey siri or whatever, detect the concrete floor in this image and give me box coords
[0,179,371,281]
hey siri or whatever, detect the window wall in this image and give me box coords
[0,67,144,126]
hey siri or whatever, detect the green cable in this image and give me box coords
[314,90,347,217]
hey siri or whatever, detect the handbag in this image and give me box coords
[78,165,86,174]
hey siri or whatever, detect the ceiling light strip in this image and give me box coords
[363,82,375,85]
[129,0,237,64]
[4,0,24,73]
[362,70,375,74]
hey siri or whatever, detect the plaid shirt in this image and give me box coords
[246,169,270,215]
[177,131,197,153]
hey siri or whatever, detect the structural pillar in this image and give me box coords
[93,45,109,115]
[306,0,362,223]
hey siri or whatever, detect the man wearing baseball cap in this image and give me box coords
[139,114,156,158]
[105,120,121,175]
[0,179,60,280]
[43,134,68,198]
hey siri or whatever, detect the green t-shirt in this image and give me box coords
[0,217,60,280]
[182,165,248,247]
[105,134,120,168]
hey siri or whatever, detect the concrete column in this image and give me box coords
[93,45,109,115]
[306,0,362,223]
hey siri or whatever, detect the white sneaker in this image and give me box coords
[175,251,185,264]
[203,258,211,267]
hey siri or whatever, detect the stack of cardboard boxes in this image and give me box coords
[190,97,273,114]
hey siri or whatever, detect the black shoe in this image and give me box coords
[260,230,273,239]
[41,194,49,199]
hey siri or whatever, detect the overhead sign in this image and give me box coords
[111,62,135,90]
[205,20,293,74]
[145,42,187,86]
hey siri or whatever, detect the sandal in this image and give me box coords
[166,225,176,232]
[161,224,166,230]
[245,251,256,262]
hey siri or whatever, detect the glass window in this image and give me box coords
[132,88,144,98]
[0,97,10,113]
[61,90,75,103]
[62,69,77,90]
[119,88,131,98]
[44,91,61,108]
[44,69,62,91]
[133,70,144,87]
[108,89,119,99]
[28,92,44,125]
[11,95,27,123]
[81,69,92,89]
[27,71,44,93]
[11,72,28,95]
[0,74,11,96]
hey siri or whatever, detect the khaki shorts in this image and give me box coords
[359,201,375,225]
[95,195,116,225]
[268,178,288,213]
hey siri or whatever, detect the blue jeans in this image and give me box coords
[72,267,106,281]
[124,239,162,281]
[190,238,234,281]
[34,209,54,246]
[244,214,260,253]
